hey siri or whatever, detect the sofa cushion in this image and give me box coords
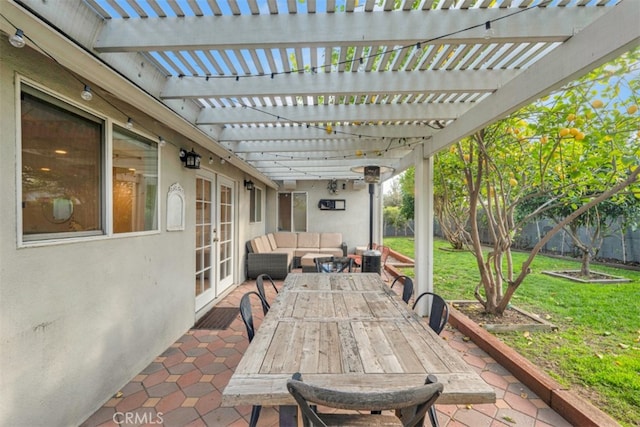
[320,232,342,248]
[297,232,320,248]
[274,232,297,248]
[251,236,269,254]
[266,233,278,250]
[259,235,272,251]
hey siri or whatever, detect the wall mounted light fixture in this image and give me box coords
[244,179,255,191]
[179,148,201,169]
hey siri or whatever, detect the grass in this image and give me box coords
[384,236,640,426]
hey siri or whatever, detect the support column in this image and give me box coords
[414,145,434,316]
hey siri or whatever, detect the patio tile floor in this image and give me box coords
[81,279,573,427]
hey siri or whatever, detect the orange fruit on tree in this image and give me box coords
[569,127,579,136]
[509,178,518,186]
[591,99,604,108]
[559,128,570,137]
[540,136,548,144]
[567,114,576,122]
[575,132,585,141]
[627,105,638,114]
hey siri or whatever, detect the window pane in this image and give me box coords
[255,188,262,222]
[250,187,262,223]
[112,127,158,233]
[21,90,102,239]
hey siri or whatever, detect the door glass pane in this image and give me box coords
[293,193,307,232]
[278,193,292,231]
[204,180,211,202]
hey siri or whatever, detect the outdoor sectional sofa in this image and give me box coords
[246,232,347,279]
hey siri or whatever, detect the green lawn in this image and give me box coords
[384,236,640,426]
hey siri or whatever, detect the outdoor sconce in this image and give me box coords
[179,148,201,169]
[244,179,255,191]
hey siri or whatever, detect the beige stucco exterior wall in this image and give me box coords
[283,180,378,251]
[0,44,257,426]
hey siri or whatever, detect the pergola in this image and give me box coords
[1,0,638,297]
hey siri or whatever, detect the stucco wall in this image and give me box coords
[0,44,254,426]
[286,180,381,252]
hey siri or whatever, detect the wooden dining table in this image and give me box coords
[222,273,495,426]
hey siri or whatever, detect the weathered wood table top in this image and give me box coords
[222,273,495,419]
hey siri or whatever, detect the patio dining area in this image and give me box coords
[81,276,571,427]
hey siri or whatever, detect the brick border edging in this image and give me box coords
[448,308,621,427]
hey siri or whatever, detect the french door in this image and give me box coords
[195,173,235,312]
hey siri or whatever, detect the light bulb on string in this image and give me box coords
[9,29,25,48]
[484,21,494,40]
[126,118,134,129]
[81,85,93,101]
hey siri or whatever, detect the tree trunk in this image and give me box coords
[580,251,591,277]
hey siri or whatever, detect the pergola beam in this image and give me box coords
[165,70,518,100]
[94,8,606,52]
[198,102,473,125]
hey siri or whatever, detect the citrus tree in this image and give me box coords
[451,48,640,315]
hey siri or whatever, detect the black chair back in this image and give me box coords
[391,275,414,304]
[239,291,270,341]
[412,292,450,335]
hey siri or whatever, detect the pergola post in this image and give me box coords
[414,144,434,316]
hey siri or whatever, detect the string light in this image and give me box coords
[484,21,494,40]
[80,85,93,101]
[126,117,134,129]
[9,29,25,48]
[156,6,537,82]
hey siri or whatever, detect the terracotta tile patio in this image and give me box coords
[81,279,573,427]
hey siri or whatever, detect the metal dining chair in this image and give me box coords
[412,291,450,426]
[256,273,278,308]
[239,291,271,426]
[412,292,450,335]
[287,372,443,427]
[377,245,391,279]
[390,275,414,304]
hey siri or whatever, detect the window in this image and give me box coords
[21,86,103,240]
[278,192,307,232]
[249,187,262,223]
[112,126,158,233]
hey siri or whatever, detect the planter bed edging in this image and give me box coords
[449,307,621,427]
